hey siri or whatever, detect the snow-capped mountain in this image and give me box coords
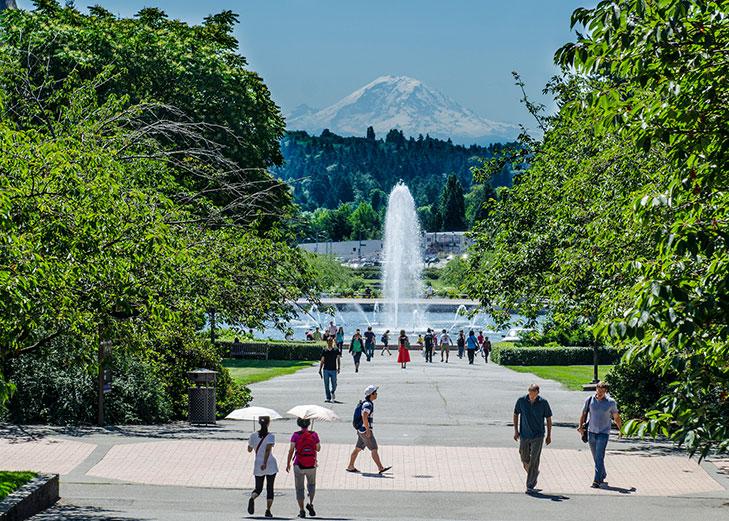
[286,75,518,144]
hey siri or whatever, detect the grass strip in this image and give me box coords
[222,359,315,387]
[505,365,614,391]
[0,471,37,501]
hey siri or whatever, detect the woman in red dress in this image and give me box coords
[397,329,411,369]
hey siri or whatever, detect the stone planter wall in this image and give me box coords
[0,474,59,521]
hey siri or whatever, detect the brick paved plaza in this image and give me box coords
[2,357,727,520]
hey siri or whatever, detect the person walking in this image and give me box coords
[349,329,364,373]
[319,341,340,402]
[423,329,434,363]
[397,330,411,369]
[247,416,278,518]
[466,330,478,364]
[364,326,376,361]
[335,326,345,356]
[482,337,492,363]
[457,330,465,359]
[578,381,622,488]
[312,327,322,341]
[477,330,485,356]
[326,321,337,343]
[380,329,391,356]
[439,329,451,362]
[513,384,553,494]
[286,418,320,518]
[346,385,391,474]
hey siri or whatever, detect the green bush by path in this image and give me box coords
[505,365,614,391]
[221,341,325,361]
[222,360,315,387]
[0,471,37,501]
[490,343,620,366]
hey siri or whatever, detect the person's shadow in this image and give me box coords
[361,471,394,479]
[526,490,570,502]
[599,484,637,494]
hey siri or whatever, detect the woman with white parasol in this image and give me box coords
[285,405,339,518]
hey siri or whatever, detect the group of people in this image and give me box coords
[247,380,622,518]
[246,384,390,519]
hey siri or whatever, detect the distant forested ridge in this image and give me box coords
[275,128,513,240]
[275,128,513,211]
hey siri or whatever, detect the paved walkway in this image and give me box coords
[0,354,726,520]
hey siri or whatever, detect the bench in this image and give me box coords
[229,342,269,360]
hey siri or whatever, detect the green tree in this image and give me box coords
[439,175,467,231]
[554,0,729,457]
[349,202,381,240]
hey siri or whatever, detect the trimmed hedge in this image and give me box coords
[220,341,324,361]
[490,343,620,366]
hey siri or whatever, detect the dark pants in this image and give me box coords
[519,437,543,489]
[352,352,362,365]
[323,369,337,400]
[467,349,475,364]
[365,342,375,361]
[425,346,433,362]
[253,473,276,500]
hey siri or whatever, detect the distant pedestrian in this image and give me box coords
[364,326,376,361]
[513,384,553,494]
[346,385,391,474]
[477,330,485,353]
[578,381,622,488]
[286,418,320,519]
[380,330,392,356]
[397,330,411,369]
[312,327,322,341]
[439,329,451,362]
[335,326,345,355]
[482,337,492,363]
[457,330,465,359]
[349,329,364,373]
[319,341,340,402]
[423,329,434,363]
[247,416,278,518]
[466,330,478,364]
[326,321,337,342]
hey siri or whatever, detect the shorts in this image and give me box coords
[355,430,378,450]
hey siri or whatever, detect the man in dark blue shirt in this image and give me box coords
[513,384,553,493]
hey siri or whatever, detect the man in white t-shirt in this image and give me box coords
[439,329,452,362]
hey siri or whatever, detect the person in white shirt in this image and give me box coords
[439,329,452,363]
[247,416,278,518]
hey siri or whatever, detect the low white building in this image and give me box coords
[300,232,471,262]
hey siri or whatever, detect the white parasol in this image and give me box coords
[286,405,340,428]
[226,406,282,431]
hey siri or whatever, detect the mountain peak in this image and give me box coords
[287,76,517,145]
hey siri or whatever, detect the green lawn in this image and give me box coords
[505,365,614,391]
[0,471,37,501]
[222,359,315,386]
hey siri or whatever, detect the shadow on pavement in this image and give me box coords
[360,472,393,479]
[527,491,570,502]
[30,505,149,520]
[600,484,637,494]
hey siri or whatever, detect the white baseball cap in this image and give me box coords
[364,384,379,397]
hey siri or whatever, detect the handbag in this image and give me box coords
[581,396,592,443]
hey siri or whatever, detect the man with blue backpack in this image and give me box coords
[345,384,392,474]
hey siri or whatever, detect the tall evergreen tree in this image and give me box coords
[366,126,376,141]
[439,175,467,231]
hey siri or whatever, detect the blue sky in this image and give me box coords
[17,0,591,126]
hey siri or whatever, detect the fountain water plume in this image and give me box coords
[382,183,424,329]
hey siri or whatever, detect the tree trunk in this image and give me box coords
[0,1,18,12]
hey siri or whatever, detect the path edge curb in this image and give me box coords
[0,474,59,521]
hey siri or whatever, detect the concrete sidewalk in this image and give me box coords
[0,354,726,520]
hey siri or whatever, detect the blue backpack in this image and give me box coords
[352,400,373,430]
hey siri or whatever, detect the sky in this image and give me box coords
[16,0,592,127]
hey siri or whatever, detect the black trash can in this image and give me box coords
[188,369,218,425]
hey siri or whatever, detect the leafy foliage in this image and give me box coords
[0,471,36,502]
[556,0,729,457]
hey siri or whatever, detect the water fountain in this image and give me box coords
[382,182,424,329]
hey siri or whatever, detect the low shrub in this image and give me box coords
[606,355,677,420]
[0,471,37,501]
[490,343,620,366]
[220,340,324,361]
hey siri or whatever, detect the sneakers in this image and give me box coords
[591,481,601,488]
[306,503,316,516]
[331,392,336,401]
[247,497,255,515]
[298,510,306,518]
[264,510,273,518]
[324,399,331,403]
